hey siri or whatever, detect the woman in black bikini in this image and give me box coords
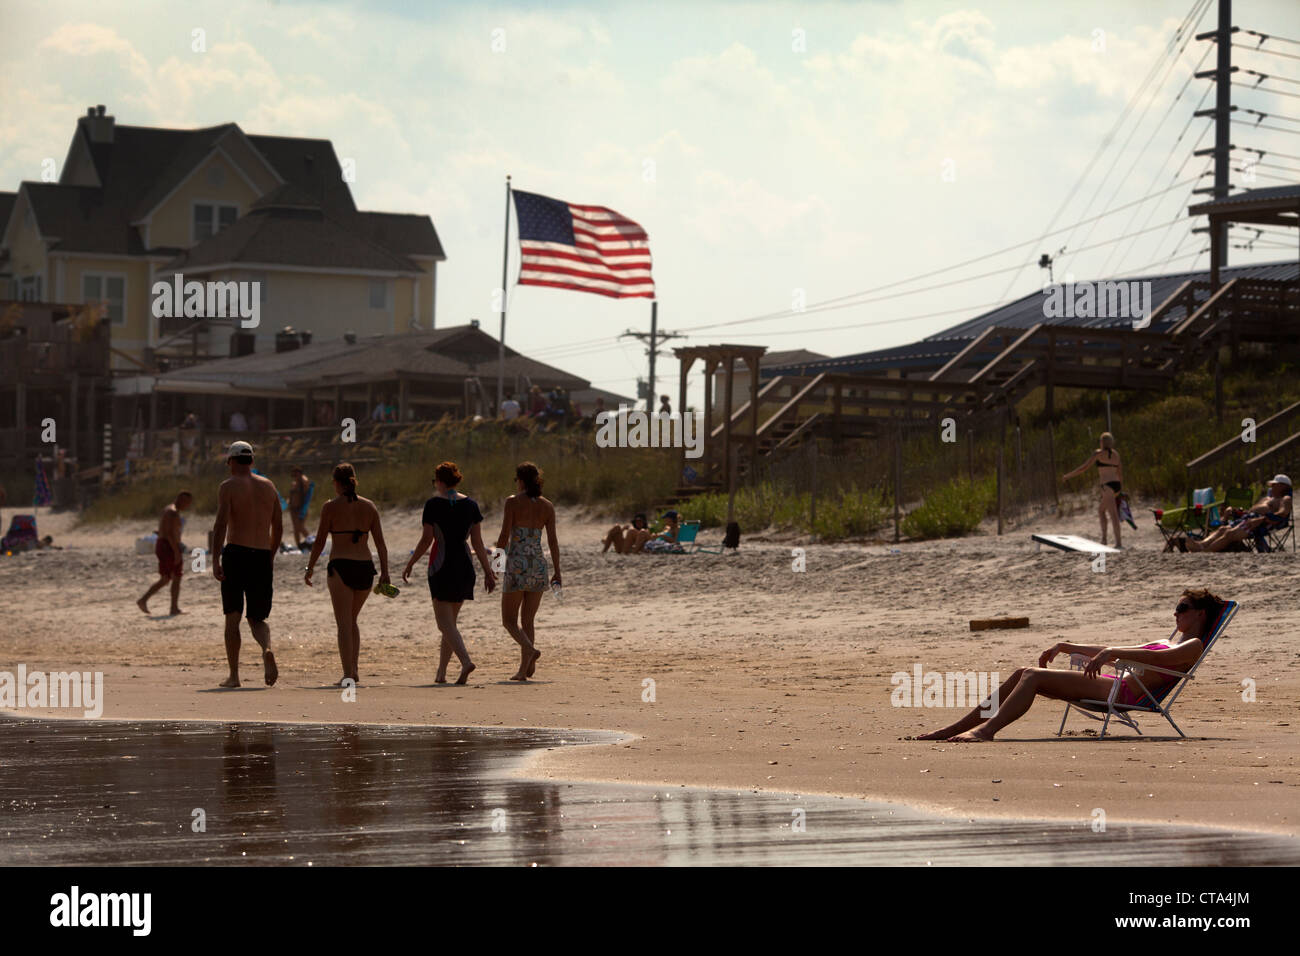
[402,461,497,685]
[1063,431,1124,548]
[303,462,390,685]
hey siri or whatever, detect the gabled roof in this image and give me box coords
[245,133,356,218]
[0,192,16,251]
[22,182,147,255]
[150,324,589,393]
[351,211,446,260]
[160,204,420,273]
[6,117,445,268]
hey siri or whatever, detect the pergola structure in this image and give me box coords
[674,344,766,494]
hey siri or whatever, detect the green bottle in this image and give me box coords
[374,582,399,598]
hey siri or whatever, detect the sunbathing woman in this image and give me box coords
[913,588,1224,742]
[602,513,649,553]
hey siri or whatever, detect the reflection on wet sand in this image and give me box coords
[2,717,1297,866]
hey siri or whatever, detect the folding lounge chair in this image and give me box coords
[1246,511,1294,553]
[1057,599,1238,739]
[1151,487,1221,544]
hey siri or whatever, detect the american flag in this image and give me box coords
[511,189,654,299]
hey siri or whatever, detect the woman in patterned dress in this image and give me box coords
[495,462,561,681]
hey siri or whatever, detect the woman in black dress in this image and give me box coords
[402,461,496,684]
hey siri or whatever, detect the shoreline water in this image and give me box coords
[4,714,1298,866]
[6,707,1297,841]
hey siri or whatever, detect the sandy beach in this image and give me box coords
[2,499,1296,837]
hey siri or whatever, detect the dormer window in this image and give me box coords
[193,202,238,242]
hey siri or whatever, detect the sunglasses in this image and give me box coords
[1174,602,1193,614]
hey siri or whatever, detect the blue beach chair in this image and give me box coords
[1057,600,1238,739]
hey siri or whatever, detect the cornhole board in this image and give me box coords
[1031,534,1120,554]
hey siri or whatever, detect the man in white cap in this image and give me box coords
[1179,474,1292,552]
[212,440,283,685]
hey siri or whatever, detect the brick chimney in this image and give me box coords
[79,104,115,144]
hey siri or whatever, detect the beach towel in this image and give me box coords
[1117,493,1137,529]
[2,514,38,552]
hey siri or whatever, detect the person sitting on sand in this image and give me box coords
[642,511,681,552]
[138,491,191,616]
[602,512,650,553]
[911,587,1224,743]
[1062,431,1124,548]
[1165,476,1292,552]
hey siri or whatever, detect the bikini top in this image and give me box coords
[331,529,367,543]
[1096,452,1117,468]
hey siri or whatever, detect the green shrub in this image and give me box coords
[901,476,996,540]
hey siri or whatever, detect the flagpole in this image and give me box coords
[497,174,511,414]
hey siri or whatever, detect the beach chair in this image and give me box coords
[1151,487,1221,544]
[1246,511,1294,553]
[1057,599,1238,739]
[674,520,700,550]
[685,520,728,554]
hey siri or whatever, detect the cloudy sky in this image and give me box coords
[2,0,1297,405]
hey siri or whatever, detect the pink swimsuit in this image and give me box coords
[1106,643,1171,706]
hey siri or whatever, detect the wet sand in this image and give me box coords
[0,500,1296,841]
[5,717,1297,866]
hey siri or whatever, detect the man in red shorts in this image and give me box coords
[138,490,192,616]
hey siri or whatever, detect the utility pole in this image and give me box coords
[621,313,684,412]
[1193,0,1235,285]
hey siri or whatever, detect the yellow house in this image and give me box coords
[0,106,444,372]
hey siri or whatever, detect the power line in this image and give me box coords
[1230,119,1300,134]
[997,0,1212,301]
[1232,43,1300,62]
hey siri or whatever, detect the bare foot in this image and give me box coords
[263,650,278,686]
[169,608,183,616]
[137,597,149,615]
[526,648,541,678]
[219,675,240,688]
[913,728,959,740]
[949,729,995,742]
[454,662,476,686]
[509,671,527,682]
[434,671,447,684]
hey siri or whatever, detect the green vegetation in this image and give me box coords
[900,476,997,540]
[52,345,1300,543]
[78,418,678,525]
[687,481,890,538]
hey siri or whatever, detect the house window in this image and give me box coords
[369,280,388,309]
[18,275,41,301]
[193,202,238,242]
[83,273,126,326]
